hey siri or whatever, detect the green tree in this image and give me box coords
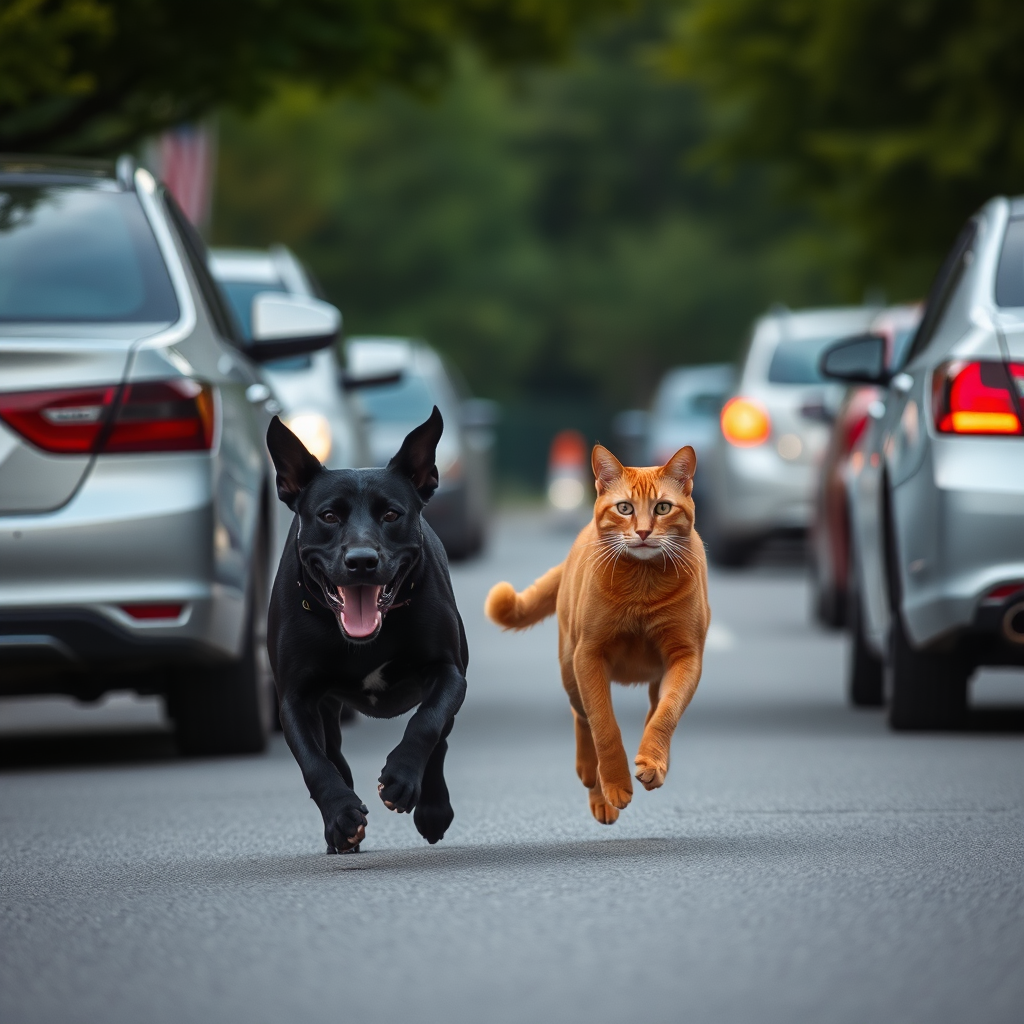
[0,0,630,153]
[659,0,1024,292]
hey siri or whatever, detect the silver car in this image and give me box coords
[209,246,371,475]
[0,157,340,753]
[823,197,1024,729]
[705,305,879,565]
[646,363,734,509]
[346,337,496,559]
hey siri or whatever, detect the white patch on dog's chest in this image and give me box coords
[362,662,390,693]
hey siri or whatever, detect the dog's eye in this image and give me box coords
[382,510,400,523]
[654,501,672,515]
[319,511,339,524]
[616,502,634,516]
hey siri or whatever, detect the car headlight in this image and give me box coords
[283,412,332,463]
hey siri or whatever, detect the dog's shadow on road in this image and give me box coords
[0,728,179,772]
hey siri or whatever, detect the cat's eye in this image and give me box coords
[616,502,634,516]
[654,501,673,515]
[319,510,339,524]
[382,509,400,523]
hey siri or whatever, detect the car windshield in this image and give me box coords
[358,375,435,423]
[216,278,287,341]
[767,337,845,384]
[0,184,179,323]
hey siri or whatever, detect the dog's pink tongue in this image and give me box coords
[338,585,382,637]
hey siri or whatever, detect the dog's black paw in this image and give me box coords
[378,764,421,814]
[413,801,454,844]
[322,800,368,852]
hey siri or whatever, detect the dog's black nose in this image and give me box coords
[344,547,379,572]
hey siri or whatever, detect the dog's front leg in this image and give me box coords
[378,663,467,816]
[279,693,368,852]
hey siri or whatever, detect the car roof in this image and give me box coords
[347,336,444,378]
[753,305,879,343]
[208,246,312,295]
[0,155,120,187]
[658,363,735,395]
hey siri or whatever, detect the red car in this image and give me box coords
[810,304,922,627]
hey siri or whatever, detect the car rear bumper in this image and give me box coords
[0,454,247,689]
[710,443,816,538]
[900,439,1024,656]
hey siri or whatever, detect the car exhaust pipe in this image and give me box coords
[1002,601,1024,644]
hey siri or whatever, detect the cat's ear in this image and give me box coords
[664,446,697,496]
[592,445,624,494]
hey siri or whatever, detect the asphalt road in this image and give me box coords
[2,511,1023,1024]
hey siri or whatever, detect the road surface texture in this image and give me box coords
[2,511,1023,1024]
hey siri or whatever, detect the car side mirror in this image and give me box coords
[247,293,341,362]
[819,333,889,386]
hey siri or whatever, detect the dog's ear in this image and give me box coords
[267,416,323,509]
[388,405,443,502]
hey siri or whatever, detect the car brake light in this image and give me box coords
[0,380,215,454]
[105,380,215,452]
[932,361,1022,435]
[721,397,771,447]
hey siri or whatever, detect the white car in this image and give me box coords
[705,305,879,565]
[209,246,370,473]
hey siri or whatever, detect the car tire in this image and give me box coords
[847,586,883,707]
[169,526,274,756]
[886,609,969,731]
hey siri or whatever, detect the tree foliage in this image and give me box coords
[212,13,832,408]
[659,0,1024,289]
[0,0,630,153]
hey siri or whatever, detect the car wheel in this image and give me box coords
[847,586,883,707]
[169,528,274,756]
[886,609,969,731]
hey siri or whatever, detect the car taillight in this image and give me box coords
[105,380,215,452]
[0,380,215,454]
[120,603,185,620]
[932,361,1022,435]
[721,397,771,447]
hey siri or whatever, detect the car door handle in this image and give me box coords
[245,383,272,404]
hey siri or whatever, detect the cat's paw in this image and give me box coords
[588,787,620,825]
[634,755,668,791]
[600,777,633,810]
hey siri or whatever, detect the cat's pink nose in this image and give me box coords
[636,529,651,541]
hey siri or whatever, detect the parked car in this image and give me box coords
[822,196,1024,728]
[810,304,922,627]
[704,305,879,566]
[346,337,497,559]
[209,246,371,473]
[646,363,734,509]
[0,156,340,753]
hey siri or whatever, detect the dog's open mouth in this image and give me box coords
[322,577,401,640]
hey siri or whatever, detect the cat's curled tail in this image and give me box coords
[485,563,563,630]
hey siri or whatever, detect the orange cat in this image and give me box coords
[485,445,709,824]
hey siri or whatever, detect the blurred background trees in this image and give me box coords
[3,0,1022,486]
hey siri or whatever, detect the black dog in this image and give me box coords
[266,407,468,853]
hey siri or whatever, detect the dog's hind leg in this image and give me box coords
[413,719,455,845]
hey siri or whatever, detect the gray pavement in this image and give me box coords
[2,511,1023,1024]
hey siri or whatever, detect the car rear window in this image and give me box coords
[995,216,1024,307]
[767,337,840,384]
[663,391,727,420]
[0,184,179,322]
[357,375,435,423]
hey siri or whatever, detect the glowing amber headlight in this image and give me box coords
[283,412,332,463]
[720,397,771,447]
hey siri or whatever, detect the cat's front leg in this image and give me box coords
[572,647,633,813]
[635,649,702,790]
